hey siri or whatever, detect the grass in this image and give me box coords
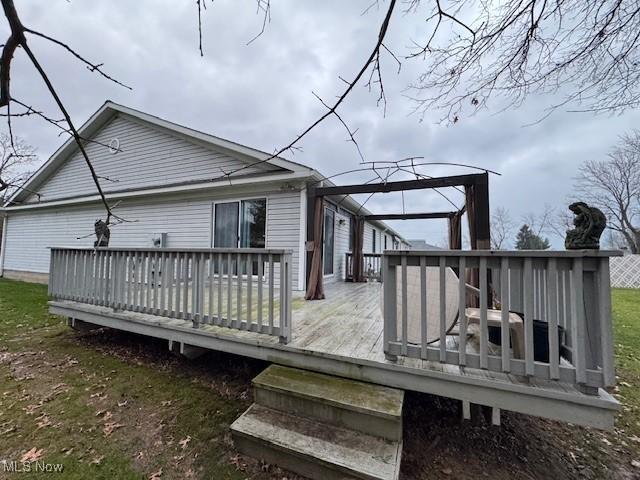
[610,288,640,435]
[0,278,272,479]
[0,279,638,479]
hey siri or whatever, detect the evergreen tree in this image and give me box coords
[515,224,551,250]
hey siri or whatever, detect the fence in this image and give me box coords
[610,254,640,288]
[345,252,382,282]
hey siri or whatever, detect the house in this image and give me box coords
[407,239,440,250]
[0,101,621,478]
[0,101,410,286]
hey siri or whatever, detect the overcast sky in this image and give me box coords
[7,0,639,247]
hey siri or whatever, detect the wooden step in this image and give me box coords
[231,404,402,480]
[253,365,404,441]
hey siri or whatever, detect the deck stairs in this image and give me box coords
[231,365,404,480]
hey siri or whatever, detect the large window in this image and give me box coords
[323,208,335,275]
[214,198,266,248]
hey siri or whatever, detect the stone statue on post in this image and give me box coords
[94,219,110,247]
[565,202,606,250]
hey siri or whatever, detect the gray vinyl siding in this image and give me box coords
[334,211,351,281]
[264,190,302,289]
[4,188,303,290]
[25,114,277,203]
[363,222,377,254]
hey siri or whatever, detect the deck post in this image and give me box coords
[383,253,398,361]
[279,253,293,344]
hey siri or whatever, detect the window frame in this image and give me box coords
[211,196,268,249]
[323,207,336,277]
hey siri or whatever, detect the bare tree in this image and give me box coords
[603,229,629,250]
[490,206,515,249]
[575,131,640,253]
[0,132,37,205]
[521,204,556,239]
[406,0,640,122]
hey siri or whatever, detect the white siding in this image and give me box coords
[265,190,302,289]
[363,222,378,254]
[26,114,277,203]
[4,187,303,290]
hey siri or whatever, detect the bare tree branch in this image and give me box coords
[405,0,640,122]
[574,130,640,252]
[203,0,398,183]
[0,0,131,227]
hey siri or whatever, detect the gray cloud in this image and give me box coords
[6,0,638,247]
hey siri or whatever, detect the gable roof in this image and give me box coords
[8,101,314,205]
[4,101,408,243]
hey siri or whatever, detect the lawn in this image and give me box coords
[0,278,638,479]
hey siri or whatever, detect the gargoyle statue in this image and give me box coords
[565,202,606,250]
[94,219,111,247]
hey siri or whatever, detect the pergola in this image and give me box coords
[305,172,491,300]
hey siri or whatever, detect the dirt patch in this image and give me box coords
[71,329,640,479]
[402,392,638,480]
[2,324,638,479]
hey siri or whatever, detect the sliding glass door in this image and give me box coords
[214,199,266,248]
[214,202,240,248]
[214,198,267,274]
[240,199,267,248]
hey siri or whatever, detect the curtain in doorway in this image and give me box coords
[351,216,365,283]
[305,196,326,300]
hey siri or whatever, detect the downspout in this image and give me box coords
[298,185,307,291]
[0,212,7,277]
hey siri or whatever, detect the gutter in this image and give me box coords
[4,170,314,212]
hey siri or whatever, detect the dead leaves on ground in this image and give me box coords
[149,467,163,479]
[20,447,44,463]
[179,435,191,449]
[103,421,125,437]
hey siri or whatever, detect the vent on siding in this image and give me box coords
[108,138,120,154]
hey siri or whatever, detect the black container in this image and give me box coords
[532,320,565,363]
[488,325,507,346]
[487,313,565,363]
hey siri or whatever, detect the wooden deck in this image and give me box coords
[49,281,619,429]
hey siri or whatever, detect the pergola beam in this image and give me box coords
[314,173,482,197]
[362,212,458,221]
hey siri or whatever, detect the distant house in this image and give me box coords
[407,239,440,250]
[0,101,410,288]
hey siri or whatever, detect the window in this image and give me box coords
[214,199,266,248]
[372,229,376,253]
[384,234,387,250]
[323,208,335,275]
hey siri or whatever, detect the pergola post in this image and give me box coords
[473,173,491,250]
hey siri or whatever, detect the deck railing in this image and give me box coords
[49,247,293,343]
[382,250,619,392]
[345,252,382,282]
